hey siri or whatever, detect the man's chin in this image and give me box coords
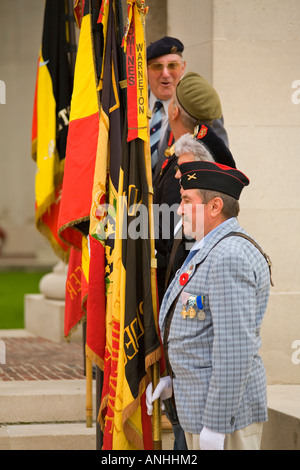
[158,85,174,100]
[182,226,194,240]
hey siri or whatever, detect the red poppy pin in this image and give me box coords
[179,272,189,286]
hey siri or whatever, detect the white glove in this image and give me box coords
[145,376,173,416]
[199,426,225,450]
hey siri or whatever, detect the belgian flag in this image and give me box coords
[31,0,73,261]
[58,0,99,250]
[90,0,162,450]
[57,0,100,338]
[85,0,124,374]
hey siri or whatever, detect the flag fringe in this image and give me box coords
[58,215,90,248]
[121,347,162,449]
[122,374,149,450]
[97,391,108,431]
[34,161,68,262]
[123,419,144,450]
[64,313,86,342]
[145,345,162,372]
[35,188,70,263]
[85,343,104,371]
[36,219,70,263]
[96,349,162,449]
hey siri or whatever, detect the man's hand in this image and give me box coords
[199,427,225,450]
[145,376,173,415]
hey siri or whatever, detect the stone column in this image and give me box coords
[39,261,68,301]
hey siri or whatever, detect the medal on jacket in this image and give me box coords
[196,295,205,321]
[181,292,189,319]
[181,305,188,319]
[187,295,197,318]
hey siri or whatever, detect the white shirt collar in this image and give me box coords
[149,91,170,118]
[177,217,236,253]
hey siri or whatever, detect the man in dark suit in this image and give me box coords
[147,36,229,181]
[153,71,236,307]
[147,36,186,181]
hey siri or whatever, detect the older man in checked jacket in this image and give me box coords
[146,159,272,451]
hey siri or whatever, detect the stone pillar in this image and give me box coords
[24,261,81,343]
[39,261,68,301]
[167,0,300,384]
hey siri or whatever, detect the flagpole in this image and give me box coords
[152,363,162,450]
[66,0,77,77]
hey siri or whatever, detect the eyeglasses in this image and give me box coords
[147,61,183,73]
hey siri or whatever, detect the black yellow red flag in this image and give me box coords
[58,0,99,250]
[31,0,72,261]
[86,0,124,373]
[57,0,100,337]
[94,0,162,450]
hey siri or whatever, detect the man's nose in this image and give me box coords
[161,65,171,77]
[177,201,183,216]
[174,169,181,179]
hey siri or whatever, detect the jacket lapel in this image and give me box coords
[161,218,242,315]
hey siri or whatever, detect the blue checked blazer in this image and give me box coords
[159,217,271,435]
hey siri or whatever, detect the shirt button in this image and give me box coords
[230,417,235,426]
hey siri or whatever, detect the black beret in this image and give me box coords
[179,161,249,200]
[194,124,236,168]
[147,36,184,62]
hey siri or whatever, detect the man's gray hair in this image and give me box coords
[198,189,240,218]
[173,94,200,131]
[174,133,215,162]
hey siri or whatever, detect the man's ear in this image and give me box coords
[171,104,180,121]
[210,197,224,217]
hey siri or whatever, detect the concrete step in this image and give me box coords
[261,384,300,450]
[0,379,95,424]
[0,378,174,450]
[0,422,96,450]
[0,422,174,451]
[2,380,299,450]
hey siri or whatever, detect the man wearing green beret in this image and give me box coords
[154,71,235,306]
[174,71,222,128]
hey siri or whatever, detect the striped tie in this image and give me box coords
[150,100,163,169]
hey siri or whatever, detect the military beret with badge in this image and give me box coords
[147,36,184,61]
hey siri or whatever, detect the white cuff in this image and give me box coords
[199,426,225,450]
